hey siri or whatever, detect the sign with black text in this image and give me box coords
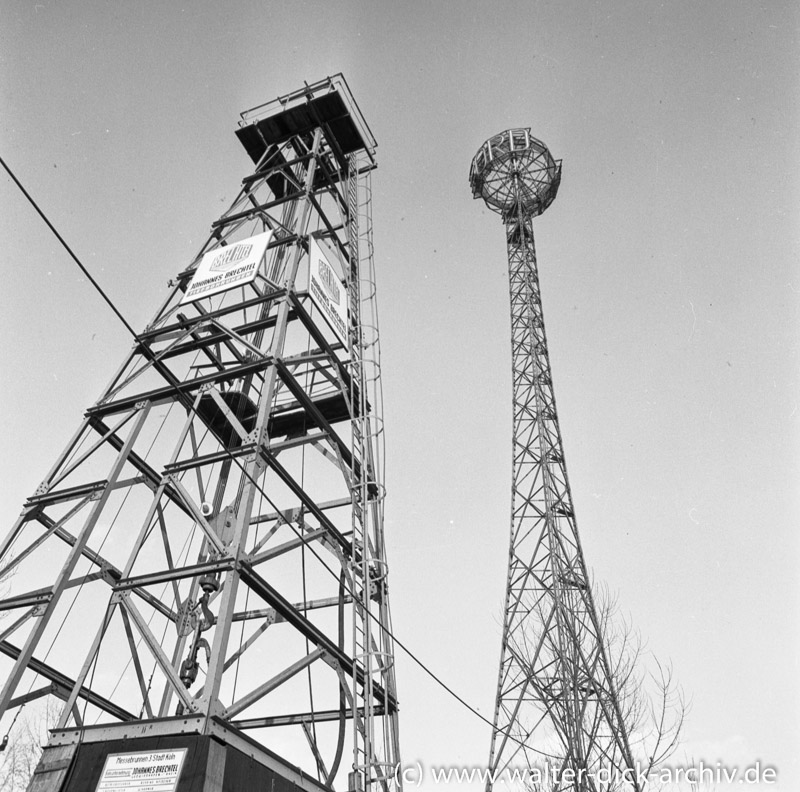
[95,748,187,792]
[182,231,272,303]
[308,238,349,344]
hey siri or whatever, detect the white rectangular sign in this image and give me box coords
[96,748,187,791]
[308,238,349,345]
[182,230,273,304]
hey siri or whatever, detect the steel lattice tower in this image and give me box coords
[470,130,641,792]
[0,75,400,792]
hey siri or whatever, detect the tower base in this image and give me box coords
[27,717,332,792]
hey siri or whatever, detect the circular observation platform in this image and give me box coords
[469,128,561,218]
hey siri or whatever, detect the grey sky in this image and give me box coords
[1,0,798,788]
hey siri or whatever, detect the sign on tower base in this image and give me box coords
[28,719,332,792]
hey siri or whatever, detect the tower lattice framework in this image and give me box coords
[0,75,400,792]
[470,130,641,792]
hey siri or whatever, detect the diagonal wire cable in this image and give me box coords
[1,155,138,340]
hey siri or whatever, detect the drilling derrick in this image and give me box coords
[470,130,640,791]
[0,75,400,792]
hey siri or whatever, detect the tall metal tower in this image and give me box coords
[0,75,400,792]
[470,130,641,791]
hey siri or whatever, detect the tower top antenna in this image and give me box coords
[469,128,561,219]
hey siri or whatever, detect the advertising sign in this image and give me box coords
[182,230,273,304]
[95,748,187,791]
[308,237,349,344]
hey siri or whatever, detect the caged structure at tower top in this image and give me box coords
[469,128,561,220]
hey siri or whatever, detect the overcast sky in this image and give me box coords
[1,1,798,789]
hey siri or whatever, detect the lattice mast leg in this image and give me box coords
[470,131,640,792]
[0,75,400,792]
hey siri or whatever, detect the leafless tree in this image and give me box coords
[509,583,686,792]
[0,696,59,792]
[0,560,59,792]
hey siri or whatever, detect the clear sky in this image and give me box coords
[1,1,798,790]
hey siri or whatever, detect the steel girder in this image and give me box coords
[0,76,400,792]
